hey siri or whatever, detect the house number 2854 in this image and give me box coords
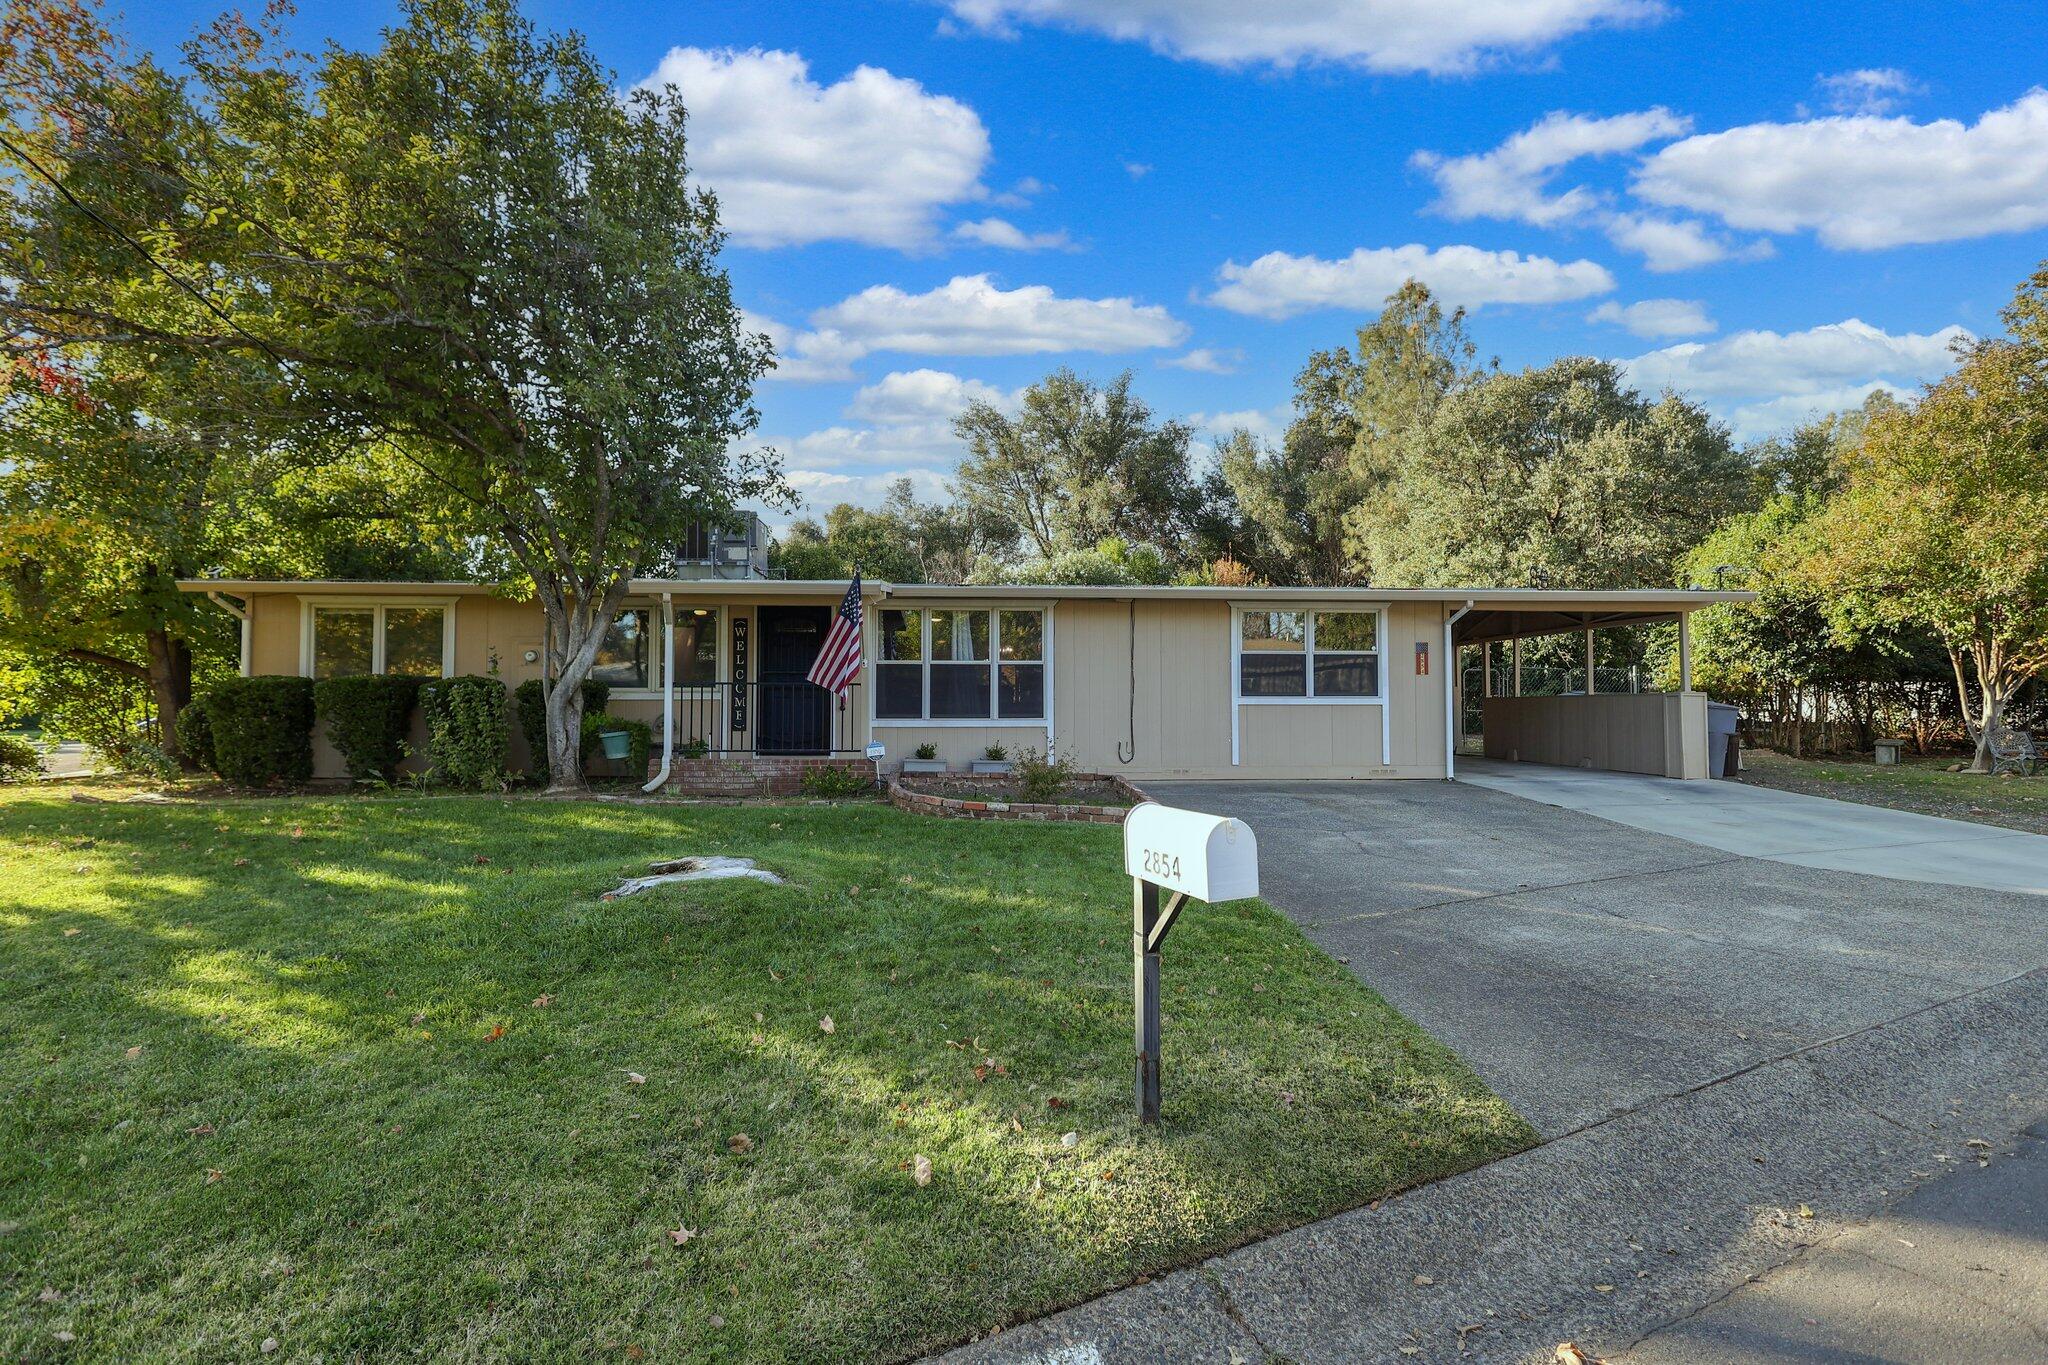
[1139,848,1181,881]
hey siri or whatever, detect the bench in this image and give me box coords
[1989,724,2039,776]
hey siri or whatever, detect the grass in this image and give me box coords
[0,782,1530,1362]
[1738,748,2048,836]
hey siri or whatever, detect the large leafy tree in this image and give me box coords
[952,369,1200,563]
[772,479,1012,584]
[2,0,779,790]
[1365,357,1751,589]
[1803,279,2048,771]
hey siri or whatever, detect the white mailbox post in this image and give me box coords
[1122,802,1260,1123]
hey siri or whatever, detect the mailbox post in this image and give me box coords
[1122,802,1259,1124]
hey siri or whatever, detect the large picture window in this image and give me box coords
[590,609,651,691]
[309,603,449,679]
[874,606,1045,722]
[1237,607,1381,701]
[674,607,719,687]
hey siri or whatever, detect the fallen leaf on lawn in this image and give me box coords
[1099,1169,1115,1181]
[1412,1274,1433,1286]
[1046,1096,1069,1109]
[749,1033,764,1047]
[1797,1203,1814,1219]
[728,1133,754,1153]
[186,1123,215,1136]
[818,1016,835,1034]
[1060,1131,1078,1148]
[1594,1283,1614,1293]
[1556,1345,1597,1365]
[768,969,783,982]
[482,1025,505,1043]
[753,1011,764,1023]
[669,1225,697,1247]
[72,864,91,875]
[912,1154,932,1187]
[1399,1349,1418,1357]
[626,1347,644,1361]
[54,1331,76,1344]
[204,1169,223,1183]
[38,1287,60,1302]
[531,994,553,1008]
[261,1337,279,1354]
[410,1013,427,1026]
[1011,1116,1023,1133]
[472,854,490,865]
[62,927,81,937]
[623,1071,646,1085]
[233,858,250,867]
[973,1065,989,1083]
[289,826,304,839]
[124,1045,143,1060]
[708,1315,724,1329]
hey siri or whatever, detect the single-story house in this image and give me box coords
[178,557,1748,792]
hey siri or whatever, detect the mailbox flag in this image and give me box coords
[807,573,864,698]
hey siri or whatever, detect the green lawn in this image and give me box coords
[1738,748,2048,836]
[1,784,1531,1362]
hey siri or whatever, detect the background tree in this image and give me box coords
[952,369,1199,563]
[1803,290,2048,770]
[772,479,1011,583]
[1,0,780,790]
[1365,357,1751,590]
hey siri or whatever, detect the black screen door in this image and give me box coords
[756,606,831,754]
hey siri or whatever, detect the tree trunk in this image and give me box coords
[145,628,193,762]
[535,575,631,794]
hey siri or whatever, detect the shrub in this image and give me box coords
[513,677,611,775]
[982,744,1008,762]
[420,675,511,791]
[175,697,216,775]
[1013,746,1078,804]
[315,675,423,783]
[680,735,709,760]
[206,676,316,787]
[110,739,181,783]
[581,712,650,778]
[914,742,939,760]
[0,734,38,782]
[799,764,873,799]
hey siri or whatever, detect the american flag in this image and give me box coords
[806,572,864,697]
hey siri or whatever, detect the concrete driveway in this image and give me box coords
[943,778,2048,1364]
[1461,757,2048,897]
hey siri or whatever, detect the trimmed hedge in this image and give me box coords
[512,677,611,776]
[315,675,423,784]
[582,712,651,778]
[206,676,315,786]
[174,697,216,775]
[420,675,510,791]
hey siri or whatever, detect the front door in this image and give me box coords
[756,606,831,754]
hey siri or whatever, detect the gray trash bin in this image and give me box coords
[1706,702,1740,778]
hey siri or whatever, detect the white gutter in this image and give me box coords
[641,591,676,793]
[1444,600,1474,780]
[206,592,251,677]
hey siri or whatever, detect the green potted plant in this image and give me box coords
[902,741,947,775]
[971,743,1012,776]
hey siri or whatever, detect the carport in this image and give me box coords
[1445,591,1734,781]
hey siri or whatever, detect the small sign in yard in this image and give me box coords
[1121,802,1260,1124]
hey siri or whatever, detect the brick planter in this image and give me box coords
[658,755,875,798]
[886,773,1148,824]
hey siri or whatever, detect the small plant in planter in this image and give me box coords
[902,741,947,775]
[681,735,709,760]
[971,743,1012,776]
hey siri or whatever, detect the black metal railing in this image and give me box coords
[664,680,864,757]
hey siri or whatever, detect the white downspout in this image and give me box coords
[1444,600,1474,780]
[641,591,676,793]
[207,592,251,676]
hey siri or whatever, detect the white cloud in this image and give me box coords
[1124,161,1153,179]
[809,273,1187,356]
[1634,91,2048,249]
[637,47,989,249]
[1186,404,1292,446]
[1160,347,1245,374]
[943,0,1665,76]
[847,369,1020,424]
[1414,108,1691,226]
[746,309,862,383]
[952,217,1077,251]
[1207,244,1614,320]
[785,466,956,512]
[1818,67,1920,117]
[1601,212,1768,272]
[1587,298,1715,338]
[1618,318,1969,439]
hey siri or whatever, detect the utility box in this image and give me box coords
[1874,738,1905,766]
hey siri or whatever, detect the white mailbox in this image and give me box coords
[1123,802,1259,904]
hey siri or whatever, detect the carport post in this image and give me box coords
[1513,636,1522,695]
[1679,612,1694,692]
[1584,626,1597,695]
[1482,643,1492,697]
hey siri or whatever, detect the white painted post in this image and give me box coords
[1512,636,1523,696]
[1584,628,1597,695]
[1679,612,1694,693]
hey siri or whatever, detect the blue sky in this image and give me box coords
[130,1,2048,521]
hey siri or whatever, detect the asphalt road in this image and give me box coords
[938,777,2048,1364]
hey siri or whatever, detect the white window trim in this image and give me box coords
[1229,602,1391,767]
[870,601,1050,728]
[300,597,457,679]
[604,603,724,701]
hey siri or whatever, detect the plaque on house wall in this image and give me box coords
[731,616,750,732]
